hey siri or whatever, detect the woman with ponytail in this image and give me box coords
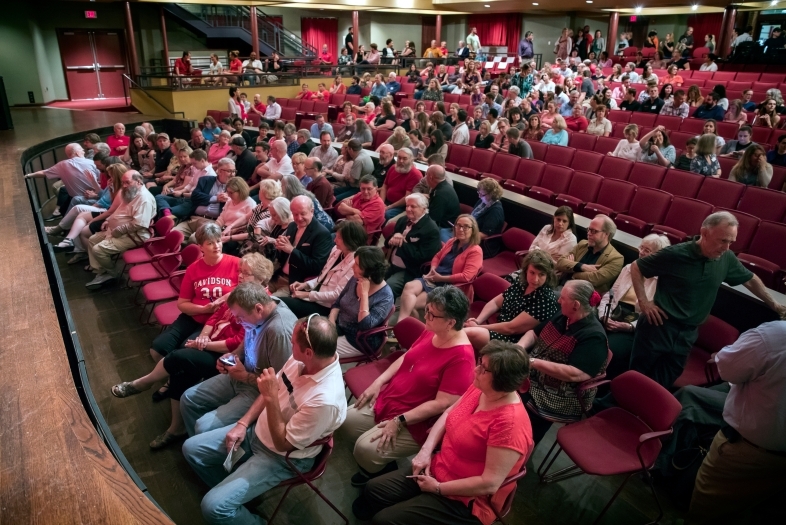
[517,280,610,444]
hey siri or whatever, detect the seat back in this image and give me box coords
[161,230,184,254]
[608,111,630,125]
[678,118,705,134]
[488,153,520,179]
[392,317,426,350]
[629,113,657,127]
[659,168,704,198]
[543,145,576,167]
[180,244,203,267]
[447,143,473,167]
[206,110,222,122]
[598,156,633,180]
[659,196,714,235]
[513,158,546,186]
[467,147,496,173]
[696,177,746,208]
[299,100,315,113]
[628,163,666,188]
[280,107,297,122]
[713,207,760,253]
[695,315,739,354]
[312,101,329,114]
[330,93,346,106]
[611,371,682,432]
[472,273,511,302]
[737,187,786,221]
[626,187,673,224]
[373,129,393,149]
[746,220,786,266]
[716,121,740,140]
[571,150,604,173]
[594,178,637,211]
[655,115,682,130]
[540,165,573,194]
[502,227,536,252]
[526,140,548,161]
[594,136,621,156]
[565,170,603,201]
[569,133,597,152]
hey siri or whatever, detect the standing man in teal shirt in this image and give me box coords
[629,211,786,388]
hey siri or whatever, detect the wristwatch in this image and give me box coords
[397,414,408,427]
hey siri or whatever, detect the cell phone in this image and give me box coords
[219,355,237,367]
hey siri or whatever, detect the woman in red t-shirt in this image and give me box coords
[339,286,476,487]
[353,340,534,525]
[109,253,271,450]
[227,51,243,84]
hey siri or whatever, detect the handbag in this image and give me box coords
[610,301,639,323]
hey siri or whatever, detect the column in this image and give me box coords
[435,15,442,47]
[718,5,737,59]
[159,6,170,72]
[124,1,139,77]
[250,6,259,57]
[352,11,359,55]
[607,11,619,56]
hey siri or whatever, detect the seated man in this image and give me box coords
[310,115,335,142]
[334,139,374,201]
[555,214,624,294]
[385,193,442,297]
[262,96,282,126]
[156,149,216,220]
[174,158,235,241]
[254,140,294,181]
[380,148,422,221]
[180,282,297,437]
[425,165,460,242]
[182,312,345,525]
[371,143,396,188]
[85,170,156,289]
[336,175,386,234]
[308,131,338,171]
[295,129,317,156]
[25,143,100,216]
[304,158,333,210]
[229,136,259,183]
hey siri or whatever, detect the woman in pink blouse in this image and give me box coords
[353,340,533,525]
[215,177,256,245]
[207,130,232,168]
[529,206,578,261]
[540,101,558,130]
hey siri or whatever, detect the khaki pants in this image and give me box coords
[690,431,786,523]
[339,404,420,473]
[175,216,214,244]
[88,231,142,276]
[336,335,363,359]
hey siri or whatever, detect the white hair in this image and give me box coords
[640,233,671,252]
[405,192,429,209]
[702,211,739,229]
[65,143,84,158]
[217,157,236,168]
[269,196,292,222]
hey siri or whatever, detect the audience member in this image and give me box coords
[555,214,623,294]
[766,133,786,166]
[334,139,374,201]
[694,93,725,121]
[690,135,722,177]
[639,126,676,167]
[106,123,130,157]
[610,124,642,161]
[25,143,100,216]
[530,206,578,262]
[472,178,506,258]
[380,148,422,221]
[565,104,588,133]
[336,175,386,234]
[719,126,754,158]
[586,104,612,137]
[425,165,460,242]
[371,144,396,187]
[541,115,569,146]
[728,144,773,186]
[506,128,533,158]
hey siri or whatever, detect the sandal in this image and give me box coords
[152,381,170,403]
[52,238,75,253]
[111,382,144,398]
[149,431,188,450]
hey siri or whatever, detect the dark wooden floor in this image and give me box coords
[5,107,689,525]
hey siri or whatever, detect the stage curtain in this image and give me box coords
[467,14,522,50]
[301,17,338,63]
[686,13,724,48]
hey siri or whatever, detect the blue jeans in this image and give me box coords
[384,206,404,221]
[155,194,192,220]
[183,424,313,525]
[181,373,260,437]
[67,195,98,212]
[439,227,454,243]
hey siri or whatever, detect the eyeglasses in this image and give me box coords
[475,358,490,374]
[587,228,603,235]
[455,224,473,231]
[303,313,318,349]
[477,191,488,197]
[424,307,446,321]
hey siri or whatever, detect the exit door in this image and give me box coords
[58,30,127,100]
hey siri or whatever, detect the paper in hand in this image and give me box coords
[223,442,246,473]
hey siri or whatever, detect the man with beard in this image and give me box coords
[371,143,395,187]
[174,158,235,242]
[379,148,422,222]
[337,114,356,142]
[86,170,156,289]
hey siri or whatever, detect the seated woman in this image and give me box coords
[380,126,411,152]
[339,286,475,486]
[586,104,612,137]
[598,234,670,380]
[398,215,483,322]
[110,252,272,449]
[529,206,578,262]
[223,179,281,256]
[540,115,569,146]
[149,223,241,365]
[466,251,558,350]
[610,124,642,161]
[207,131,232,168]
[353,340,534,525]
[517,280,608,444]
[754,98,781,129]
[690,134,722,177]
[472,179,505,258]
[244,196,292,262]
[525,114,545,141]
[729,144,773,187]
[472,120,493,149]
[329,245,395,359]
[281,221,367,318]
[639,125,676,167]
[420,129,448,162]
[181,177,256,245]
[371,102,397,131]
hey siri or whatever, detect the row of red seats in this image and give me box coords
[441,143,786,290]
[602,67,786,85]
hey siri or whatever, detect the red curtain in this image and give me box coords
[687,13,724,47]
[467,14,522,50]
[301,17,338,63]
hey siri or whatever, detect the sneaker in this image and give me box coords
[52,238,75,253]
[86,273,116,289]
[67,252,88,264]
[162,208,172,217]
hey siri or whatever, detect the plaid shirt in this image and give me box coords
[660,100,690,118]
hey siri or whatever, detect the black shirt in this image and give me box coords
[674,154,694,171]
[234,148,260,182]
[639,97,664,114]
[296,139,317,156]
[154,148,173,174]
[764,36,786,52]
[428,180,460,228]
[372,159,395,188]
[475,134,494,149]
[439,122,454,138]
[345,32,354,52]
[620,100,641,112]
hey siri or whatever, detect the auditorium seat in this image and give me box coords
[598,156,634,180]
[526,140,548,161]
[570,150,604,173]
[594,137,621,156]
[280,107,297,123]
[655,115,682,130]
[714,207,760,253]
[736,187,786,222]
[614,188,673,236]
[527,165,574,204]
[569,133,598,151]
[696,177,746,208]
[485,153,520,181]
[726,81,751,94]
[678,119,705,135]
[692,71,713,81]
[713,71,736,82]
[628,163,666,189]
[372,129,393,150]
[737,221,786,290]
[481,228,536,277]
[608,111,631,125]
[583,178,637,217]
[717,156,738,178]
[468,274,511,320]
[751,126,772,145]
[629,113,658,128]
[459,148,496,179]
[759,73,785,84]
[651,197,714,244]
[504,158,546,194]
[669,131,696,149]
[554,171,603,213]
[446,143,472,172]
[544,145,576,167]
[734,72,760,83]
[673,316,739,389]
[660,169,704,198]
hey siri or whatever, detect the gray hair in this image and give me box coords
[284,123,297,135]
[426,285,470,330]
[95,142,111,155]
[282,174,316,201]
[427,164,446,182]
[702,211,739,229]
[595,214,617,240]
[65,143,84,158]
[269,196,292,222]
[565,280,596,314]
[134,125,147,137]
[508,85,520,96]
[195,222,222,245]
[640,233,671,252]
[227,282,274,313]
[405,192,429,209]
[297,129,311,140]
[218,130,232,139]
[217,157,236,169]
[129,171,145,185]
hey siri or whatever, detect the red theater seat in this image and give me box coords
[737,187,786,222]
[713,207,760,253]
[481,228,536,277]
[598,156,634,180]
[543,145,576,167]
[554,171,603,213]
[459,148,496,179]
[570,150,604,173]
[614,188,673,237]
[628,163,666,189]
[569,133,598,151]
[527,165,574,204]
[660,169,704,198]
[737,221,786,290]
[583,179,637,217]
[696,177,746,209]
[504,158,546,194]
[594,137,621,156]
[651,197,714,244]
[673,316,739,389]
[526,140,548,161]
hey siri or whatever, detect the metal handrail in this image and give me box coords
[123,74,185,118]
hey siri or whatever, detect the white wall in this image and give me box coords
[522,15,571,59]
[443,16,467,49]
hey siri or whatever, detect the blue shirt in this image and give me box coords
[202,127,219,142]
[559,102,577,118]
[481,101,503,118]
[693,104,725,121]
[96,186,113,209]
[541,129,569,146]
[371,82,388,98]
[310,122,334,141]
[332,277,395,351]
[386,81,401,95]
[241,299,297,374]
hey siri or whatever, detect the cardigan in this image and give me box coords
[430,240,483,302]
[304,247,356,308]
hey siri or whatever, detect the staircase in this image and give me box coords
[163,3,316,58]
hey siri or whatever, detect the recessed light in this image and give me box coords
[532,2,539,4]
[635,6,642,13]
[485,3,490,6]
[586,1,593,3]
[772,0,778,5]
[691,4,698,10]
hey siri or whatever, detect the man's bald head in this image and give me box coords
[65,143,85,158]
[290,195,314,229]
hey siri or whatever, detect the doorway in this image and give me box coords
[57,30,127,100]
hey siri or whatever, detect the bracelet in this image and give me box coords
[236,420,248,429]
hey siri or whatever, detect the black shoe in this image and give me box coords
[350,471,370,487]
[352,495,376,521]
[351,461,398,488]
[152,381,170,402]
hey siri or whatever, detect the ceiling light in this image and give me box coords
[691,4,698,10]
[772,0,778,5]
[532,2,538,4]
[635,6,642,13]
[484,3,490,6]
[586,1,593,3]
